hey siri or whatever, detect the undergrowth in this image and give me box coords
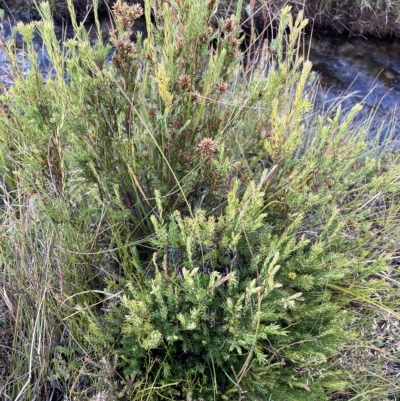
[0,0,399,400]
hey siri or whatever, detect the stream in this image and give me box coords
[307,32,400,146]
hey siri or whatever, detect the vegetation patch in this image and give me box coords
[0,0,399,400]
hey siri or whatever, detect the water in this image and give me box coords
[307,32,400,145]
[0,19,75,86]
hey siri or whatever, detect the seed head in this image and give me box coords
[228,37,239,47]
[198,137,217,158]
[132,3,144,17]
[223,16,236,33]
[177,73,192,91]
[114,38,137,55]
[216,80,228,94]
[113,3,143,28]
[192,91,202,103]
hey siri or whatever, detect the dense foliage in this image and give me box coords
[0,0,399,400]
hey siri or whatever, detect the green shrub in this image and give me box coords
[0,0,399,400]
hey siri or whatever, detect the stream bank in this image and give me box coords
[3,0,400,37]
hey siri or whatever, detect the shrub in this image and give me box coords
[0,0,399,400]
